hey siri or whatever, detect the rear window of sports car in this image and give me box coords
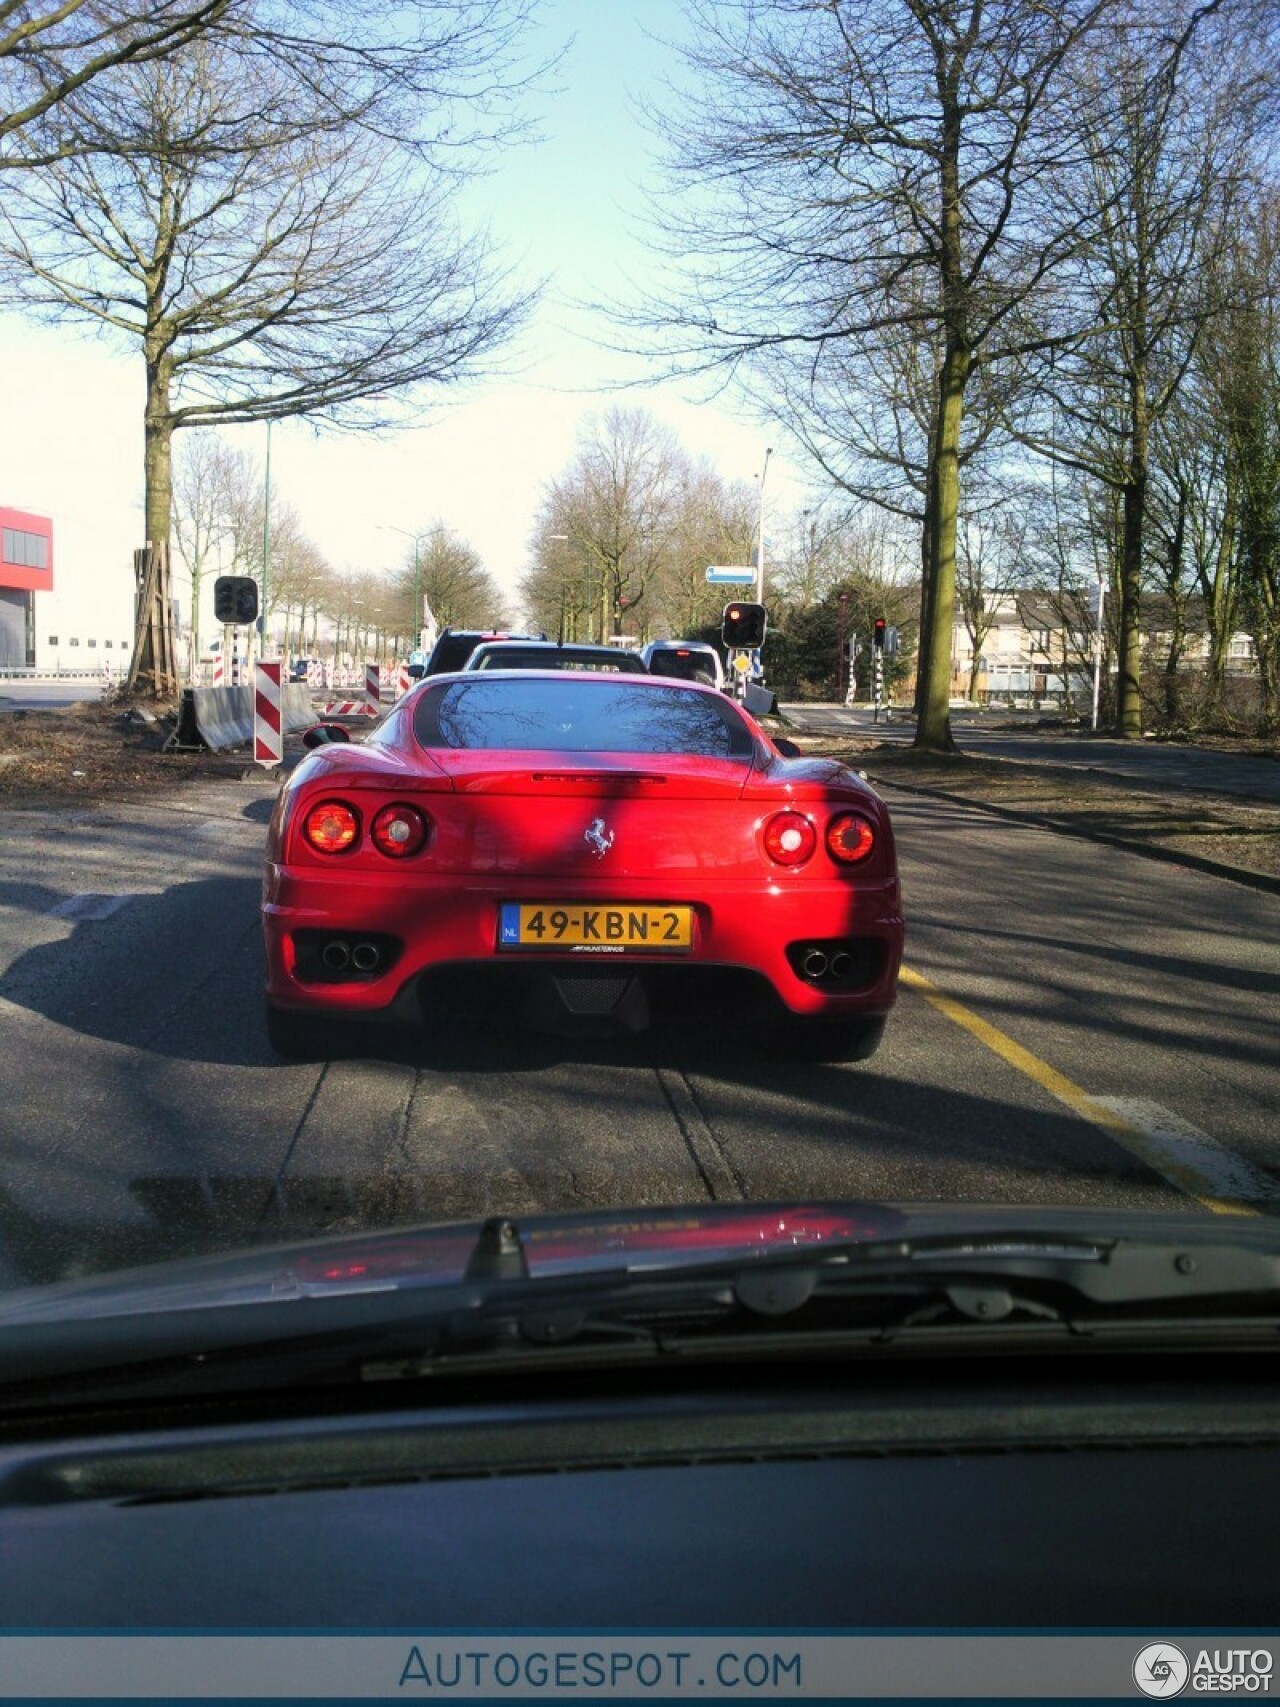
[415,677,753,758]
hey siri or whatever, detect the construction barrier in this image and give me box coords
[397,664,411,698]
[167,683,321,752]
[365,662,381,718]
[254,661,283,768]
[320,700,377,717]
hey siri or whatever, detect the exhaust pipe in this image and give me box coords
[351,941,381,973]
[321,941,351,971]
[802,949,828,980]
[830,951,853,981]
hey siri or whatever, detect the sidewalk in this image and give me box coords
[775,716,1280,897]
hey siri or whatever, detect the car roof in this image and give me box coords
[468,641,647,667]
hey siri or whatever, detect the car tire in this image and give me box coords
[780,1015,886,1064]
[265,999,332,1062]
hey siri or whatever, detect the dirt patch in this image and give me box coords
[789,736,1280,883]
[0,700,254,802]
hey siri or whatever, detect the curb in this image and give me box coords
[864,772,1280,899]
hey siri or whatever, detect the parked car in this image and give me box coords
[642,638,726,690]
[263,671,902,1062]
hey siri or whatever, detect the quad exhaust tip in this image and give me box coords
[351,941,381,973]
[321,941,351,971]
[802,949,829,979]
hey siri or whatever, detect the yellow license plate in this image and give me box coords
[499,903,693,952]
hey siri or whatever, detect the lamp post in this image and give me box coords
[546,533,580,642]
[260,419,272,660]
[379,525,425,651]
[755,446,773,605]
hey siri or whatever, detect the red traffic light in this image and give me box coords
[722,601,767,648]
[873,617,887,649]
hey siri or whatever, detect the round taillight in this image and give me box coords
[303,800,360,854]
[763,810,817,867]
[371,803,429,858]
[826,811,876,864]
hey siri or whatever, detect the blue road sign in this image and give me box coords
[705,566,756,584]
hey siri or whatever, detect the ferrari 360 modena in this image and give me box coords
[261,672,904,1060]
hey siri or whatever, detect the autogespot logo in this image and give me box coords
[1135,1644,1191,1699]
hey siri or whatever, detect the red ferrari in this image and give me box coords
[261,672,904,1060]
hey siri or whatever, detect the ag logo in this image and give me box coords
[1134,1644,1190,1698]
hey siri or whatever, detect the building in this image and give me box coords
[0,505,54,667]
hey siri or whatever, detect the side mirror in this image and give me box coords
[773,737,803,758]
[302,723,351,748]
[407,663,426,679]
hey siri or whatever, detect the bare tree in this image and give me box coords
[637,0,1130,751]
[0,26,535,580]
[171,427,230,658]
[387,525,505,633]
[526,410,682,644]
[1010,0,1273,734]
[1,0,228,164]
[2,0,543,167]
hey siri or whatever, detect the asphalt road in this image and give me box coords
[783,704,1280,802]
[0,678,117,711]
[0,772,1276,1289]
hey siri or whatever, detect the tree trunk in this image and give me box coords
[915,343,966,752]
[1117,463,1147,737]
[144,355,175,549]
[1116,289,1151,736]
[913,396,940,721]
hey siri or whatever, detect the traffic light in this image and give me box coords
[722,601,767,648]
[873,617,887,650]
[213,575,259,625]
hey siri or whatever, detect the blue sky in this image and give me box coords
[0,0,802,636]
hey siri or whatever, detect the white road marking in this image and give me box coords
[1090,1097,1280,1212]
[46,893,137,922]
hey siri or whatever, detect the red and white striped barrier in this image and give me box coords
[365,662,381,717]
[212,652,225,687]
[307,660,324,687]
[254,661,283,768]
[397,663,411,697]
[320,700,377,717]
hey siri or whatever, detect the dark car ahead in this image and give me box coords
[464,640,648,673]
[421,629,545,676]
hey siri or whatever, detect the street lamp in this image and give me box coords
[379,524,426,651]
[546,533,584,643]
[755,446,773,605]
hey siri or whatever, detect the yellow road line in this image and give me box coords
[899,966,1259,1217]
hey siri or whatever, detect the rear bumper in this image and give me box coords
[262,866,903,1020]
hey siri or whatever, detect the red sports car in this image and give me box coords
[261,672,904,1060]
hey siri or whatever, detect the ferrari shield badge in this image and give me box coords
[584,817,615,859]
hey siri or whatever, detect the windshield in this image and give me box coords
[0,0,1276,1372]
[416,674,752,756]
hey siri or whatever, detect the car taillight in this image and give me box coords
[302,800,360,854]
[826,811,876,864]
[371,803,430,858]
[763,810,817,866]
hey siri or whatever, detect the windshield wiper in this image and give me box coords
[2,1222,1279,1405]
